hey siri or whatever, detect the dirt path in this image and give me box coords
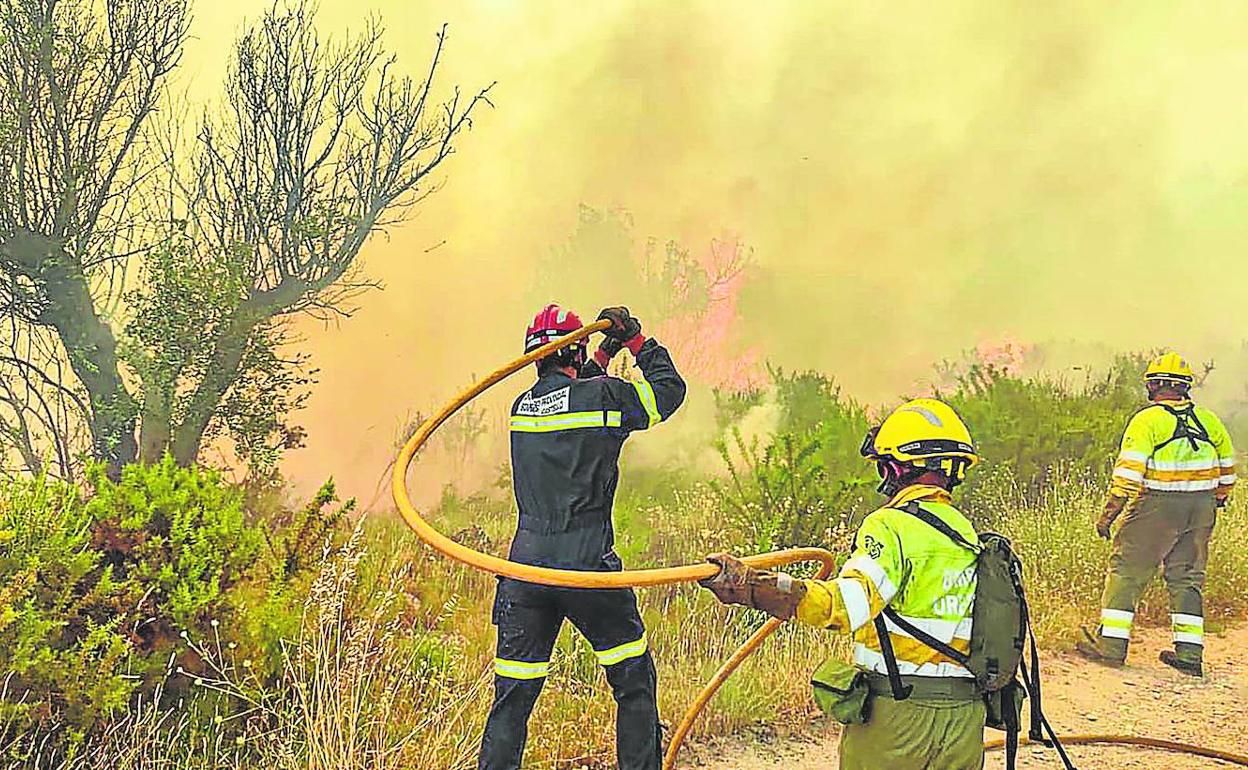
[683,626,1248,769]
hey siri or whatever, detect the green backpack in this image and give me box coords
[872,502,1076,770]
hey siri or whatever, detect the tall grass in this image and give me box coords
[976,469,1248,641]
[23,470,1246,770]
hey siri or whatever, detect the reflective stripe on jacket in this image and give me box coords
[795,485,978,679]
[1109,400,1236,499]
[507,338,686,569]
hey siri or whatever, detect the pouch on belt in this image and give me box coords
[810,657,870,725]
[984,682,1024,731]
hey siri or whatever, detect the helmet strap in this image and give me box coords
[876,457,968,496]
[537,344,586,376]
[876,459,920,496]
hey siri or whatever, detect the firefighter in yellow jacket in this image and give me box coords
[701,398,985,770]
[1077,353,1236,677]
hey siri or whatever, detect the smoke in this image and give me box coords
[178,2,1248,503]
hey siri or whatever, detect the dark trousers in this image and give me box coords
[477,578,660,770]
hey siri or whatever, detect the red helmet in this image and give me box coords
[525,303,584,354]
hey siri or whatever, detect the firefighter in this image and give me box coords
[477,304,686,770]
[1077,352,1236,677]
[701,398,986,770]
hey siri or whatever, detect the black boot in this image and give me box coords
[1159,650,1203,677]
[1074,626,1125,668]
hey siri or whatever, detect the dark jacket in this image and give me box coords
[508,338,686,570]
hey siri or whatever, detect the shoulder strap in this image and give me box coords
[881,607,972,667]
[1181,405,1211,449]
[1019,622,1079,769]
[899,501,979,553]
[872,614,913,701]
[1152,402,1213,453]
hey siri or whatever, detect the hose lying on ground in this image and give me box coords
[984,734,1248,766]
[391,321,1247,769]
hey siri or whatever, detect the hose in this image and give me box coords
[984,734,1248,766]
[390,320,837,769]
[391,321,1247,769]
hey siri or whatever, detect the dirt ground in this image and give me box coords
[681,625,1248,769]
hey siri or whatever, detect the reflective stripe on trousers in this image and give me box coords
[1172,612,1204,647]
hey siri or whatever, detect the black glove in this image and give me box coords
[598,335,624,359]
[597,307,642,342]
[578,337,623,378]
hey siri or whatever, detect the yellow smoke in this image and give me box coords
[181,2,1248,502]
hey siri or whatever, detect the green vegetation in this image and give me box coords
[0,459,351,764]
[2,356,1246,769]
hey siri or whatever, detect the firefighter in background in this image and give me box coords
[477,304,686,770]
[701,399,986,770]
[1077,352,1236,677]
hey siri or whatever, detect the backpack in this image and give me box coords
[872,501,1077,770]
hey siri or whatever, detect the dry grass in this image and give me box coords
[194,523,491,770]
[13,479,1248,770]
[984,475,1248,642]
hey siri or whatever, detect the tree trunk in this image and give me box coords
[138,392,172,465]
[168,315,259,466]
[1,229,138,473]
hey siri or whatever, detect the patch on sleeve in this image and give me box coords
[861,534,884,560]
[516,387,570,416]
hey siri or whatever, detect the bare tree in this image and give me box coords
[0,322,90,478]
[0,0,491,474]
[0,0,191,471]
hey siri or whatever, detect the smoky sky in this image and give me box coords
[181,2,1248,503]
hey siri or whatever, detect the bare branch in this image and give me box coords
[0,0,191,470]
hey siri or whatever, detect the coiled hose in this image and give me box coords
[391,321,1248,768]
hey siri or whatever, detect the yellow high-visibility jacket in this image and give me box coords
[1109,399,1236,501]
[794,485,978,679]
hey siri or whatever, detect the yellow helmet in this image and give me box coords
[866,398,979,466]
[1144,352,1194,384]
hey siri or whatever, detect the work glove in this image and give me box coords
[595,335,624,365]
[578,337,622,378]
[597,307,643,343]
[698,552,806,621]
[1096,495,1127,539]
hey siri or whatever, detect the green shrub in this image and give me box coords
[260,478,353,580]
[0,475,134,744]
[85,456,263,645]
[712,369,879,552]
[719,358,1150,540]
[943,356,1144,504]
[715,431,836,553]
[712,387,764,432]
[0,457,337,753]
[229,480,353,680]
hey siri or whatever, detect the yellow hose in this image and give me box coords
[984,734,1248,766]
[391,321,836,769]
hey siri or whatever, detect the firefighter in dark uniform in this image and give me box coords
[477,303,687,770]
